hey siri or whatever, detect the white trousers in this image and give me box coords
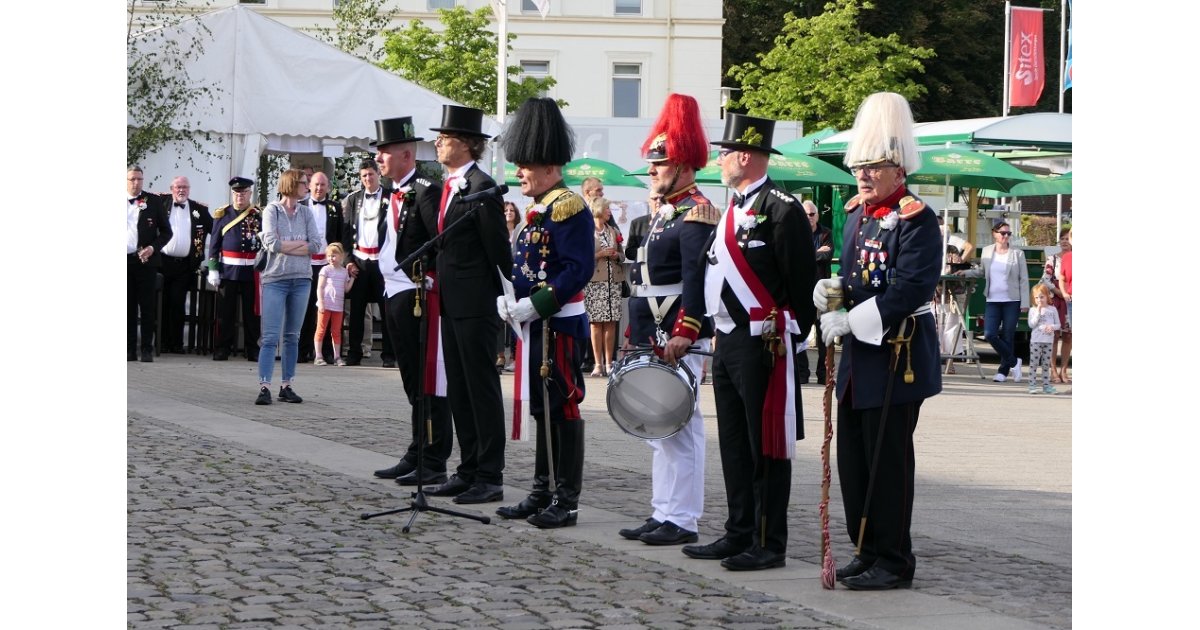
[648,340,708,532]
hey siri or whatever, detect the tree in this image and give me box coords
[313,0,398,62]
[727,0,934,131]
[126,0,222,167]
[378,6,561,115]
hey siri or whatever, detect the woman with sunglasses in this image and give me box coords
[958,222,1029,383]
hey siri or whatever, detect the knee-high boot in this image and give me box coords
[526,419,584,529]
[495,422,553,520]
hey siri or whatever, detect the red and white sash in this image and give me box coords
[511,294,585,441]
[712,204,799,460]
[421,271,447,397]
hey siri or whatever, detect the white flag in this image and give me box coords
[532,0,550,18]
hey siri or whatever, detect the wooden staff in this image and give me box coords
[820,286,843,589]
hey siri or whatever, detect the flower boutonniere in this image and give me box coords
[657,203,676,220]
[615,232,624,244]
[877,211,899,231]
[394,186,411,204]
[191,209,200,220]
[737,209,766,231]
[453,178,468,194]
[525,203,547,226]
[136,198,147,211]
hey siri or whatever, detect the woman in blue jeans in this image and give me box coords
[959,222,1028,382]
[256,169,323,405]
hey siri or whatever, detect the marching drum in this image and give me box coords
[605,350,698,440]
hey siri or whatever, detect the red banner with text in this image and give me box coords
[1009,7,1044,107]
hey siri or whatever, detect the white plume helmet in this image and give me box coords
[843,92,921,174]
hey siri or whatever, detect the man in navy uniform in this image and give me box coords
[299,171,342,364]
[127,166,173,362]
[365,116,455,488]
[341,158,397,368]
[207,177,262,362]
[814,92,942,590]
[618,93,718,546]
[157,176,212,354]
[494,97,594,529]
[688,113,817,571]
[422,104,512,506]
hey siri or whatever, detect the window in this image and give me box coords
[520,60,551,97]
[238,0,266,5]
[615,0,642,15]
[428,0,456,9]
[521,0,539,12]
[612,63,641,118]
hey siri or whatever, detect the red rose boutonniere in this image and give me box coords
[525,203,547,226]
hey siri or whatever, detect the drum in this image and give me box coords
[606,350,697,440]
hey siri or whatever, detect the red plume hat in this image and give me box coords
[641,93,709,171]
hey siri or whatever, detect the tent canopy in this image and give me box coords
[811,113,1072,155]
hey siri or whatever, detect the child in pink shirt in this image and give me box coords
[314,243,354,366]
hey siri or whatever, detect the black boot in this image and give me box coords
[497,424,553,519]
[527,421,584,529]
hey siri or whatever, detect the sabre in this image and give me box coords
[541,319,557,494]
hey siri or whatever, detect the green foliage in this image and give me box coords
[126,0,223,168]
[313,0,398,62]
[728,0,934,131]
[378,6,562,115]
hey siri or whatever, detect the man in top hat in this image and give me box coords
[365,116,455,487]
[422,104,512,506]
[299,170,343,365]
[207,177,263,362]
[341,158,397,368]
[617,93,719,546]
[494,97,594,529]
[688,113,816,571]
[813,92,942,590]
[127,166,173,362]
[157,176,213,354]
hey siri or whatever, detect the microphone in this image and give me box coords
[458,184,509,203]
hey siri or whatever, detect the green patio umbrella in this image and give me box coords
[695,151,857,188]
[504,158,646,188]
[979,171,1071,197]
[907,148,1036,192]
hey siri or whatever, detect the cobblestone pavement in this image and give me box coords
[128,353,1071,629]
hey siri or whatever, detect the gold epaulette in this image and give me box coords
[843,195,862,212]
[213,204,231,219]
[683,203,720,225]
[898,195,926,219]
[545,189,585,222]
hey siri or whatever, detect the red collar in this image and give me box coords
[865,186,907,218]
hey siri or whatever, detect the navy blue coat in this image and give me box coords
[209,205,262,283]
[511,183,594,340]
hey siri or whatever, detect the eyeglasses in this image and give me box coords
[995,231,1012,236]
[850,162,899,176]
[717,148,735,158]
[435,134,460,145]
[805,212,818,217]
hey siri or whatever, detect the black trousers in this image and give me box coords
[711,327,794,554]
[384,289,453,471]
[525,324,587,507]
[837,400,920,578]
[159,255,196,352]
[346,259,393,362]
[215,278,260,358]
[127,254,158,354]
[300,265,335,363]
[797,320,829,382]
[441,312,505,485]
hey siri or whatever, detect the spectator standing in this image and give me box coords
[799,200,833,384]
[127,167,173,362]
[1026,284,1060,395]
[157,176,212,354]
[207,177,261,362]
[961,222,1029,383]
[585,197,625,376]
[341,158,396,368]
[299,171,342,364]
[313,243,353,366]
[1055,228,1072,383]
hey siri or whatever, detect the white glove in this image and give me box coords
[510,297,539,323]
[207,269,221,289]
[496,295,512,320]
[424,276,435,291]
[820,310,850,345]
[813,278,841,314]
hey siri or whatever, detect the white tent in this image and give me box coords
[129,5,501,206]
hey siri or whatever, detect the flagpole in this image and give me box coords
[494,0,508,182]
[1057,0,1067,237]
[1002,1,1011,117]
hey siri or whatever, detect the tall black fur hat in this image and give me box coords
[498,98,575,166]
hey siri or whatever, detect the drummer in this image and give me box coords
[617,94,719,547]
[494,98,594,529]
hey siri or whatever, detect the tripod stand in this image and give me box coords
[360,198,496,531]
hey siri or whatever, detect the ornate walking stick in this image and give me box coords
[820,286,843,589]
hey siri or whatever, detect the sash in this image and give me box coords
[220,207,254,237]
[421,271,447,397]
[511,295,585,440]
[713,203,799,460]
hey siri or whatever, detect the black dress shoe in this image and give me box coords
[381,359,396,369]
[720,546,786,571]
[453,482,504,504]
[277,386,303,403]
[344,357,362,367]
[682,537,748,560]
[254,386,272,405]
[396,469,447,487]
[212,351,229,361]
[128,351,138,361]
[425,474,471,497]
[246,352,259,362]
[496,495,551,519]
[835,556,872,581]
[640,521,698,546]
[527,501,577,529]
[374,460,417,479]
[618,518,661,540]
[839,566,912,590]
[139,350,154,362]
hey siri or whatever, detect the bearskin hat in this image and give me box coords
[844,92,921,173]
[498,98,575,166]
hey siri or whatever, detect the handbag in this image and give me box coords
[620,280,631,298]
[253,233,269,272]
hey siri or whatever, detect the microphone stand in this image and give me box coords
[360,200,492,531]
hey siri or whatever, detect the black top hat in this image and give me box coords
[710,113,782,155]
[430,104,491,138]
[229,176,254,191]
[370,116,423,148]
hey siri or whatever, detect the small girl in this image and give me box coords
[314,243,354,366]
[1027,283,1060,394]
